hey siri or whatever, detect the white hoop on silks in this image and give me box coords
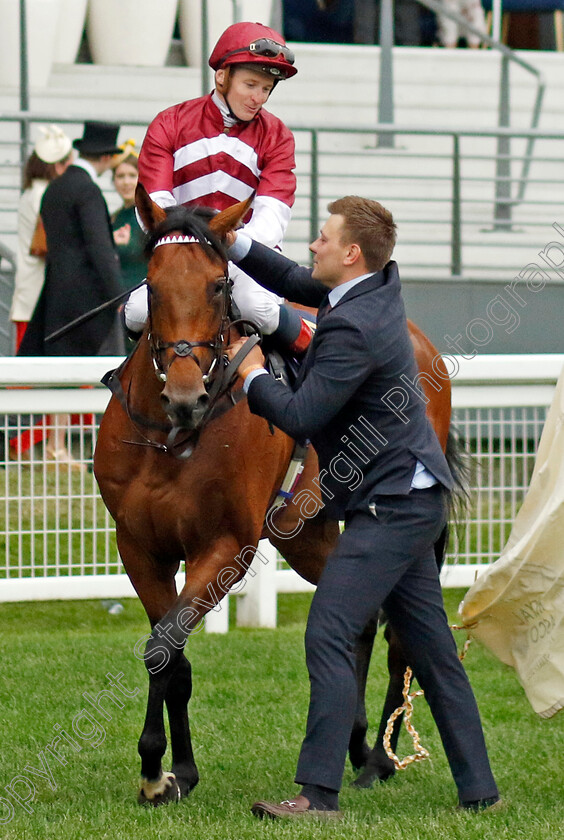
[460,364,564,719]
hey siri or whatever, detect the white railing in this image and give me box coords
[1,354,563,631]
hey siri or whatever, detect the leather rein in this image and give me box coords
[108,233,261,459]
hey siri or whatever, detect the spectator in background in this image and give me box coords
[436,0,487,47]
[18,120,125,360]
[8,125,79,465]
[111,141,147,351]
[10,125,73,350]
[283,0,354,42]
[111,141,147,293]
[353,0,425,46]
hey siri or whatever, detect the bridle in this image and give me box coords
[147,234,232,389]
[112,230,261,458]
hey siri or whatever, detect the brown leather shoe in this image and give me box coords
[457,796,504,812]
[251,794,342,821]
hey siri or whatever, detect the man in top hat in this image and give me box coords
[19,121,126,357]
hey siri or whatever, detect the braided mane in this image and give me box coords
[144,205,228,264]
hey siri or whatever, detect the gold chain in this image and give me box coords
[383,625,473,769]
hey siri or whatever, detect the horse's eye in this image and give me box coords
[213,279,226,296]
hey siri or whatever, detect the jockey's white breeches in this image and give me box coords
[124,263,283,335]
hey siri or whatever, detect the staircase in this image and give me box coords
[2,42,564,125]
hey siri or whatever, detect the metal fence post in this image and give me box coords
[378,0,395,148]
[19,0,30,174]
[493,54,512,229]
[451,133,462,276]
[200,0,210,97]
[309,129,319,254]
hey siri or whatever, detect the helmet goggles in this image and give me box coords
[249,38,295,63]
[220,38,295,67]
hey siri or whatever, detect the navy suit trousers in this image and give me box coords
[295,485,498,803]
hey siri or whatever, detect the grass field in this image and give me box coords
[1,590,563,840]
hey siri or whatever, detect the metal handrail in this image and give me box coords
[14,0,545,224]
[289,121,564,271]
[0,240,16,268]
[3,111,564,278]
[417,0,546,220]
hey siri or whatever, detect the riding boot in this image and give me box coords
[272,302,314,356]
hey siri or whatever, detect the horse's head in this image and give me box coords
[136,183,252,432]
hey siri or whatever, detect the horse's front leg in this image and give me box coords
[164,654,199,798]
[137,627,187,805]
[137,533,259,804]
[117,535,198,806]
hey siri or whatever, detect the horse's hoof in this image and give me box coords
[348,740,371,770]
[350,764,396,789]
[138,772,182,806]
[175,775,199,799]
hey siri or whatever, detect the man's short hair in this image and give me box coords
[327,196,397,272]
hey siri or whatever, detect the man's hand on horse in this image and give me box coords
[226,337,265,380]
[224,230,237,249]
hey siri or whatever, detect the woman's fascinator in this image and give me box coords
[34,124,72,164]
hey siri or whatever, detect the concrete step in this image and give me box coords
[2,44,563,127]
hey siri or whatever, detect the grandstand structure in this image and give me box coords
[2,6,564,609]
[2,10,564,354]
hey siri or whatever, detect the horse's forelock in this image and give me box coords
[144,205,227,263]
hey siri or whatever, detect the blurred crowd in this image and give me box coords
[8,121,145,467]
[283,0,488,49]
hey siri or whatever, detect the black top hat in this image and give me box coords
[73,121,122,156]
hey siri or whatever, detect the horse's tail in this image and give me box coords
[434,426,471,571]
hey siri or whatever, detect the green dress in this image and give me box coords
[111,204,148,292]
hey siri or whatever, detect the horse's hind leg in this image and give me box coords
[268,509,385,775]
[348,615,378,771]
[351,622,405,787]
[351,524,449,788]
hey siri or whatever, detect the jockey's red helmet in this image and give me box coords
[209,21,297,81]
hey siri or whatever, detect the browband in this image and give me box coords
[154,235,208,248]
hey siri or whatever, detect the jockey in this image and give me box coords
[126,21,313,355]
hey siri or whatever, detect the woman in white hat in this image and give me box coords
[9,124,76,465]
[10,124,73,348]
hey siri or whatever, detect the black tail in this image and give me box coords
[434,427,471,572]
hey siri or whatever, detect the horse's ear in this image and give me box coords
[136,182,167,231]
[208,195,254,238]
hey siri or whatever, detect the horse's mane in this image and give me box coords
[144,205,228,264]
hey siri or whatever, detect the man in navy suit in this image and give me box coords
[226,196,500,819]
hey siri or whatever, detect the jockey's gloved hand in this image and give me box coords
[124,283,149,333]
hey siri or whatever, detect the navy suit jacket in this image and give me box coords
[238,242,453,519]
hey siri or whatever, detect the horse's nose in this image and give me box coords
[160,390,210,430]
[191,392,210,425]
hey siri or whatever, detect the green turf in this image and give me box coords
[0,591,563,839]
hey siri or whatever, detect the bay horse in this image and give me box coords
[94,185,454,805]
